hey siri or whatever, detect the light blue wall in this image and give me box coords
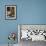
[0,0,46,44]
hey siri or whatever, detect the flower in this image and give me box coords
[8,32,16,41]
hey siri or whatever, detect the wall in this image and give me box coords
[0,0,46,44]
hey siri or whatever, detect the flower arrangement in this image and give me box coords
[8,32,16,46]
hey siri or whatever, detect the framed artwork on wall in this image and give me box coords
[18,24,46,42]
[5,5,16,20]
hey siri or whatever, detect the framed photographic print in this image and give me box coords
[5,5,16,20]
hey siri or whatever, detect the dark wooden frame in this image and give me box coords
[5,5,17,20]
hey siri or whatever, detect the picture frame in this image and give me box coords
[5,5,16,20]
[18,24,46,42]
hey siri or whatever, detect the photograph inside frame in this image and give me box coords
[18,24,46,46]
[18,25,46,41]
[5,5,16,20]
